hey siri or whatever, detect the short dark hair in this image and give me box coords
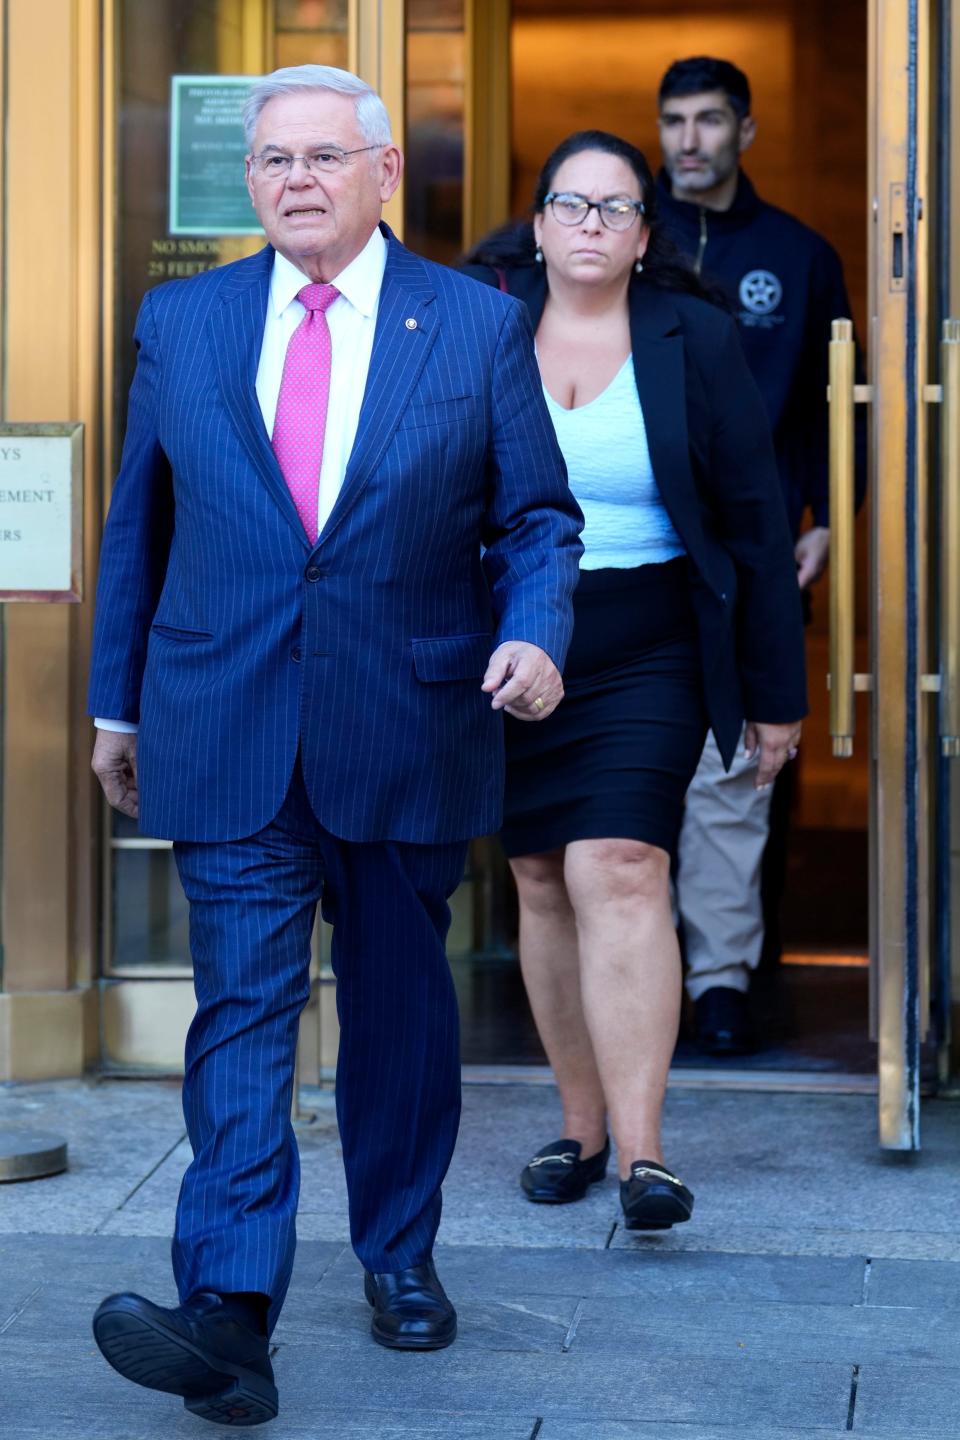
[658,57,752,120]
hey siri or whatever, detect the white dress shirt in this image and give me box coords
[256,225,386,532]
[96,225,388,734]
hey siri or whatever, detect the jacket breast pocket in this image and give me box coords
[398,395,479,430]
[412,633,491,683]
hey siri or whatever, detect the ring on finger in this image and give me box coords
[533,696,546,713]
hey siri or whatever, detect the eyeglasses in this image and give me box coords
[543,192,646,231]
[250,144,382,178]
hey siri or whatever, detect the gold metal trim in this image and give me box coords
[463,0,511,250]
[828,320,858,757]
[1,0,102,1026]
[938,319,960,755]
[349,0,406,238]
[870,0,932,1151]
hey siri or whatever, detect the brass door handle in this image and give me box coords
[827,319,868,758]
[937,319,960,756]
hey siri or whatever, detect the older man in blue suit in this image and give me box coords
[88,64,582,1426]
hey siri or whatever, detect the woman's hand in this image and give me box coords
[743,720,802,790]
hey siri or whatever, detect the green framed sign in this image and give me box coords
[169,76,262,237]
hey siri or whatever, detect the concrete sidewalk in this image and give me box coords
[1,1076,959,1438]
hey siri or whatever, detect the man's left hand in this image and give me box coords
[744,719,803,789]
[482,642,563,721]
[795,525,830,589]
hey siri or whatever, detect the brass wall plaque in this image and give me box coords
[0,422,83,602]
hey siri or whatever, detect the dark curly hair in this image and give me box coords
[462,129,722,305]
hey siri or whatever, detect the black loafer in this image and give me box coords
[620,1160,694,1231]
[364,1260,456,1350]
[520,1136,610,1203]
[92,1291,278,1427]
[694,986,756,1056]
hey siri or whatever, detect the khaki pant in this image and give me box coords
[676,728,773,1000]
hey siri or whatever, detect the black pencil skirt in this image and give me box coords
[501,559,709,859]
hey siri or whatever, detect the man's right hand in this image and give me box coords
[795,525,830,589]
[92,729,139,819]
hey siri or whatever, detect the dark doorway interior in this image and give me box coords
[456,0,873,1075]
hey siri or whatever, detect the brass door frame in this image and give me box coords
[351,0,406,237]
[464,0,511,250]
[0,0,105,1078]
[864,0,938,1149]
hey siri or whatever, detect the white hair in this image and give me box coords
[242,65,392,150]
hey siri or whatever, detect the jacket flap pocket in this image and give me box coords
[412,633,491,682]
[150,622,214,642]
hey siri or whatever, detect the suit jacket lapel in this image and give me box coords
[317,232,439,546]
[627,286,708,565]
[207,245,310,546]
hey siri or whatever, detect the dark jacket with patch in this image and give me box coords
[461,261,808,762]
[656,170,861,537]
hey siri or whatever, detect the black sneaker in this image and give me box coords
[620,1160,694,1231]
[92,1290,278,1427]
[520,1136,610,1203]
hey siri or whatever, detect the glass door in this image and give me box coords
[829,0,958,1148]
[100,0,477,1073]
[101,0,351,1068]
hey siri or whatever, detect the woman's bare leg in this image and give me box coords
[563,838,681,1178]
[510,849,607,1157]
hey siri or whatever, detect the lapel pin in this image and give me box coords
[405,317,418,330]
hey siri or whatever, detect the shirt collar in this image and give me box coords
[270,226,388,318]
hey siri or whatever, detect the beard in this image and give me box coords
[666,139,740,194]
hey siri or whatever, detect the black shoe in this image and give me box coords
[92,1291,278,1427]
[620,1160,694,1231]
[364,1260,456,1350]
[520,1136,610,1203]
[694,986,756,1056]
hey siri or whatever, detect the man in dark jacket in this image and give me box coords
[658,56,861,1053]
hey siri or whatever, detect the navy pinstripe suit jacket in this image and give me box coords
[88,227,584,843]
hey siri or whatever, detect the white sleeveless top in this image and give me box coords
[543,356,686,570]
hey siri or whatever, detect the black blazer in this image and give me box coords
[461,262,808,767]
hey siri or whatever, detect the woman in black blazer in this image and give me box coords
[463,131,806,1230]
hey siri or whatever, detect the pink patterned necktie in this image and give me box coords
[272,283,340,544]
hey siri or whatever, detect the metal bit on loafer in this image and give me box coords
[520,1136,610,1203]
[619,1159,694,1230]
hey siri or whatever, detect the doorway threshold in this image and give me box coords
[461,1064,879,1095]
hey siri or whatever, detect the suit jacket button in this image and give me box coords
[291,647,302,663]
[305,565,322,582]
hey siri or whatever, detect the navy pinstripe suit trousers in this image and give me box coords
[171,759,468,1334]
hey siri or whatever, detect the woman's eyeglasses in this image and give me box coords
[543,192,646,231]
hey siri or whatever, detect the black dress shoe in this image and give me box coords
[364,1260,456,1350]
[92,1291,278,1427]
[520,1136,610,1203]
[694,986,756,1056]
[620,1160,694,1231]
